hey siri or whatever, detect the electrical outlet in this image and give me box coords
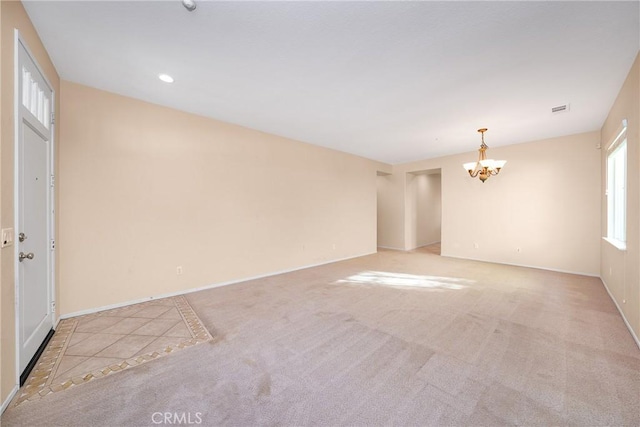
[516,247,521,253]
[1,228,14,248]
[176,266,183,275]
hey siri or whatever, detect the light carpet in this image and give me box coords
[3,247,639,426]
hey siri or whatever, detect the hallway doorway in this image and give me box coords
[407,169,441,252]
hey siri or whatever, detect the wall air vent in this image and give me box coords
[551,104,570,114]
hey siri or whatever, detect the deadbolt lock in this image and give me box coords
[18,233,26,242]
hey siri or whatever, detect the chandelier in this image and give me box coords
[463,128,506,183]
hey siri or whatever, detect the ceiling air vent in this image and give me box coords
[551,104,570,114]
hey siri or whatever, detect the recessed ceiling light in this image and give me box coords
[158,74,174,83]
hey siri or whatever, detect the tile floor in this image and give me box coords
[12,295,212,406]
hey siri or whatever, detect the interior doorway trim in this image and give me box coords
[13,29,57,387]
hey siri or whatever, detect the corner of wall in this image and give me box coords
[599,51,640,346]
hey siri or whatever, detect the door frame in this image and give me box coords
[13,30,57,384]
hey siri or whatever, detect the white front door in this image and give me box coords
[16,37,55,375]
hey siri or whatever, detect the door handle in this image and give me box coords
[19,252,34,262]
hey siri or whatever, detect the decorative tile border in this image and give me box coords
[12,296,213,407]
[174,295,213,341]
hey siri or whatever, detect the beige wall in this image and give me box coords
[600,53,640,342]
[376,173,403,249]
[405,171,442,250]
[0,0,60,407]
[378,131,602,275]
[59,81,385,316]
[414,172,441,248]
[376,175,394,248]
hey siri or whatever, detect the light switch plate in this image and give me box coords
[1,228,14,248]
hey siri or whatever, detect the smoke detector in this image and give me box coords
[182,0,196,12]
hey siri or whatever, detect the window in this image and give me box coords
[606,120,627,249]
[21,66,51,129]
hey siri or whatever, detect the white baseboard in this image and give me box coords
[377,246,404,251]
[417,241,441,248]
[410,241,441,250]
[601,277,640,350]
[1,385,18,414]
[443,254,599,278]
[379,242,440,252]
[61,251,376,319]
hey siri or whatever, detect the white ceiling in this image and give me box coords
[23,1,640,164]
